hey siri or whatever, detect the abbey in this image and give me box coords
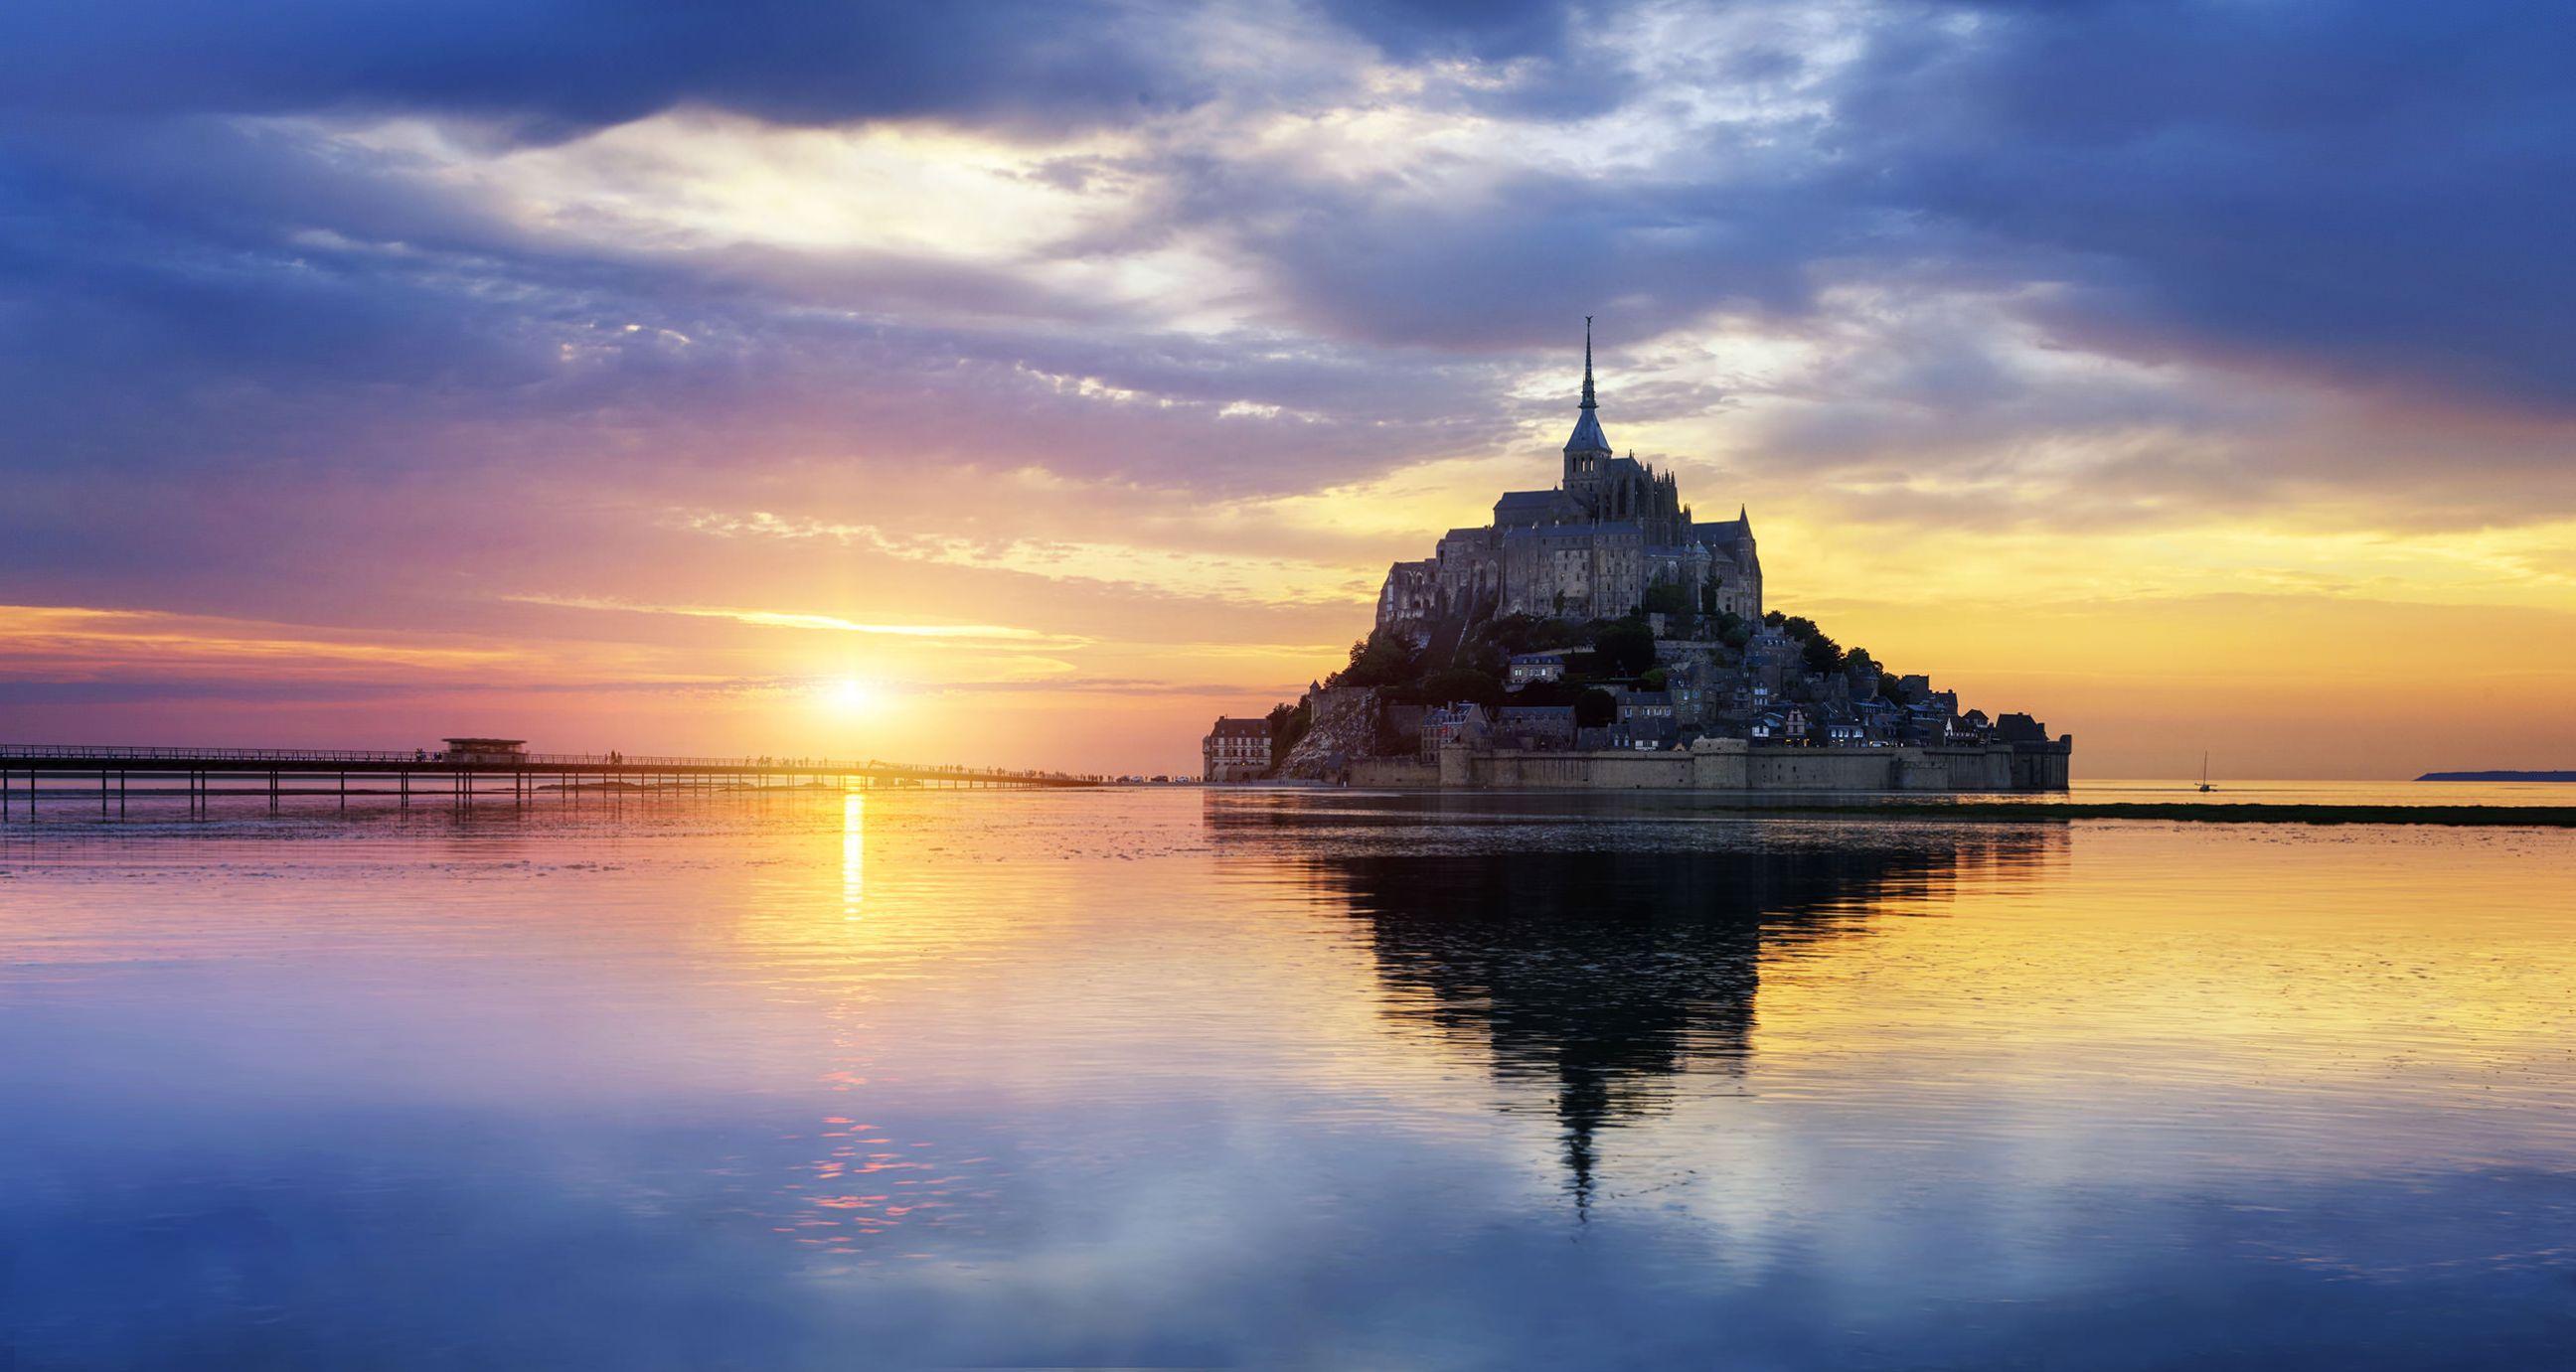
[1376,328,1761,642]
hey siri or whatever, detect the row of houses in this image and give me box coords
[1503,641,2036,748]
[1202,650,2049,778]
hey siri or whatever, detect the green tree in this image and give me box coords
[1575,686,1618,728]
[1642,577,1692,618]
[1266,698,1311,754]
[1593,619,1658,677]
[1800,632,1845,674]
[1534,618,1587,650]
[1781,615,1819,642]
[1328,628,1418,689]
[1466,611,1586,667]
[1410,668,1508,708]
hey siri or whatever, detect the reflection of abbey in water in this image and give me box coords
[1246,823,2062,1209]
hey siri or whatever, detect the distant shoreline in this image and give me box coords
[2415,770,2576,783]
[1780,802,2576,827]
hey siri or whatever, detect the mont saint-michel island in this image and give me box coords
[1204,330,2072,793]
[19,2,2576,1369]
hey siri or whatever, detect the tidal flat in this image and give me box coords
[4,789,2573,1369]
[1770,801,2576,826]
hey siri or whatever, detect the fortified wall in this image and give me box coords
[1432,737,2073,792]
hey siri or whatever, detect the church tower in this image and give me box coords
[1562,318,1611,495]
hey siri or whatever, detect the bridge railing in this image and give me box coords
[0,743,1093,783]
[0,744,420,763]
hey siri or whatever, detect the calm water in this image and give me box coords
[2014,777,2576,806]
[4,791,2573,1369]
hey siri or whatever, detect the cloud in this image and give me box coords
[14,0,2576,539]
[677,511,1378,610]
[1823,0,2576,411]
[0,0,1207,140]
[502,593,1084,644]
[1315,0,1578,63]
[0,605,524,677]
[6,0,2576,768]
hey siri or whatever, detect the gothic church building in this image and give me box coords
[1375,329,1762,642]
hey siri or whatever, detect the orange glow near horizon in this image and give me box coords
[5,302,2573,782]
[7,483,2576,781]
[6,13,2575,786]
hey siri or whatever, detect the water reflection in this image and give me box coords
[12,793,2576,1369]
[1214,803,2064,1209]
[841,791,864,922]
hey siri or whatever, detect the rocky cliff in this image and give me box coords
[1272,691,1379,781]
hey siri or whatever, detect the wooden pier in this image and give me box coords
[0,743,1099,819]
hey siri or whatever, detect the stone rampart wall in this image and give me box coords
[1897,748,2012,791]
[2011,741,2074,790]
[1748,748,1900,790]
[1350,758,1440,788]
[1466,749,1696,790]
[1436,740,2067,792]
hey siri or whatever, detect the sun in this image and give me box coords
[823,679,873,713]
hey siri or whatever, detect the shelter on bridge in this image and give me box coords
[440,737,528,764]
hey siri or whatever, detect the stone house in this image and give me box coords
[1494,704,1578,751]
[1203,717,1273,782]
[1420,702,1493,760]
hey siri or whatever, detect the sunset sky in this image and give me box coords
[4,0,2571,778]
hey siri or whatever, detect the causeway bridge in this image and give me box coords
[0,742,1101,819]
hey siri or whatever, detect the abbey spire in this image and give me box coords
[1374,314,1765,638]
[1580,316,1597,410]
[1563,317,1611,467]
